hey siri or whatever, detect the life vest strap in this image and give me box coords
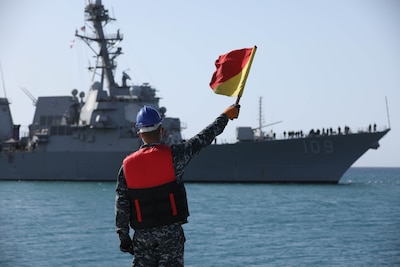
[134,199,142,222]
[169,193,177,216]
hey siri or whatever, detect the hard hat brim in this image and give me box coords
[138,122,162,133]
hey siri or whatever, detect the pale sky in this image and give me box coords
[0,0,399,167]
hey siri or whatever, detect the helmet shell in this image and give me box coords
[135,106,163,128]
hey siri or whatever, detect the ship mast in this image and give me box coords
[75,0,127,97]
[253,96,282,138]
[258,96,263,137]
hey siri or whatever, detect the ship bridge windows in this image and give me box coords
[50,125,73,136]
[40,115,63,126]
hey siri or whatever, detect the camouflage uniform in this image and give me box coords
[115,114,229,266]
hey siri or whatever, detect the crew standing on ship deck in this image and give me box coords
[115,104,240,266]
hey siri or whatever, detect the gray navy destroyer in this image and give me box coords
[0,0,390,183]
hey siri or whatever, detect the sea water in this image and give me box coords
[0,168,399,267]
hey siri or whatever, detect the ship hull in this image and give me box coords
[0,130,389,183]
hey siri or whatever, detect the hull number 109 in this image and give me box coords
[303,140,334,154]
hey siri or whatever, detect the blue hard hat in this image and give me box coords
[135,106,163,129]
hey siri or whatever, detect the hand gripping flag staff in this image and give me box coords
[209,46,257,105]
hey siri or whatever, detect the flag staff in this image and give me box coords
[235,96,241,105]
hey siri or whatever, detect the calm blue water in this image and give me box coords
[1,168,399,267]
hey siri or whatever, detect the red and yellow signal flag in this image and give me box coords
[209,46,257,100]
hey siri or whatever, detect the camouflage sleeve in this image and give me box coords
[171,114,229,181]
[115,165,131,240]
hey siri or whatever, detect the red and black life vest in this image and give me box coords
[123,144,189,229]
